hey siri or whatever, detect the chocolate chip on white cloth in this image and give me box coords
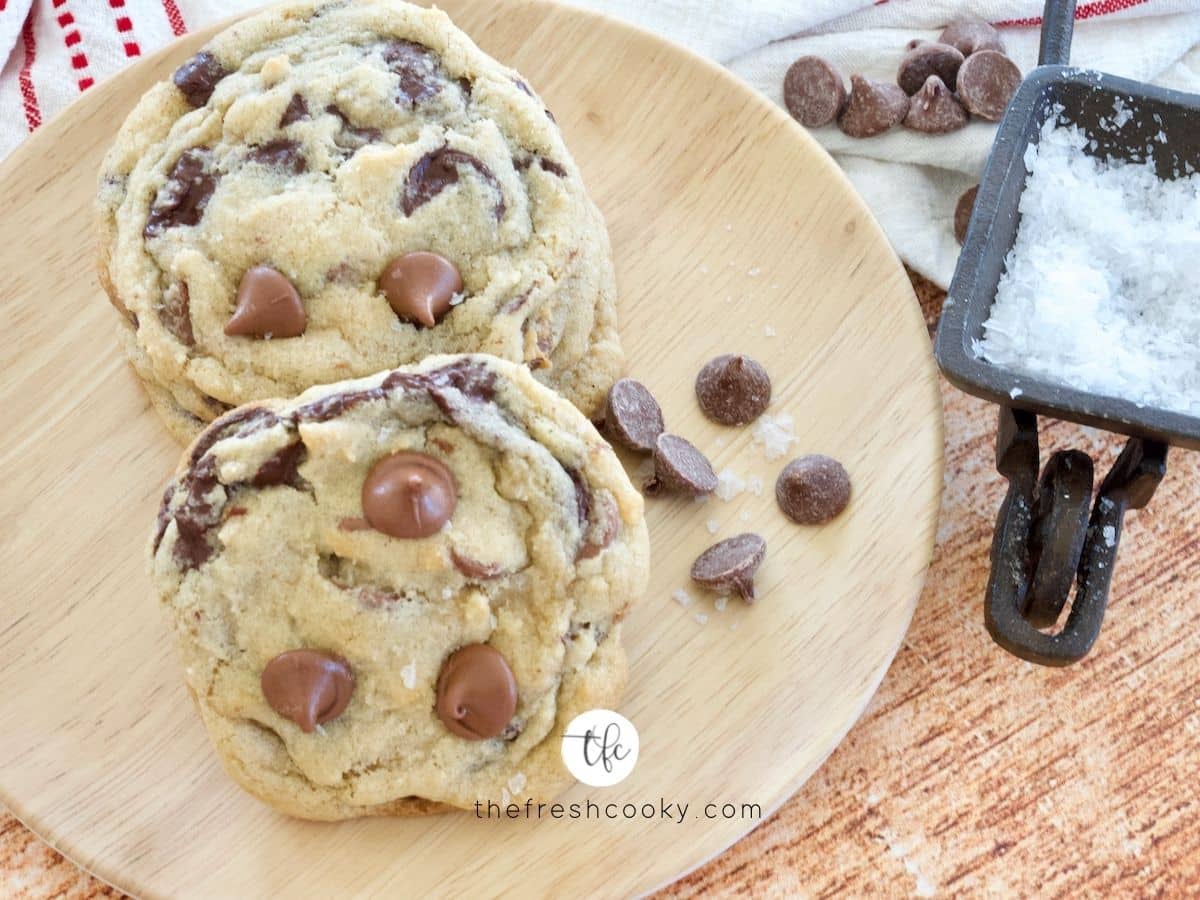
[644,434,717,497]
[939,21,1005,57]
[955,185,979,245]
[956,50,1022,122]
[897,42,964,96]
[695,354,771,426]
[775,455,851,525]
[838,75,909,138]
[904,76,968,134]
[783,56,846,128]
[601,378,665,452]
[690,533,767,603]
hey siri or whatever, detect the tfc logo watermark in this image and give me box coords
[560,709,639,787]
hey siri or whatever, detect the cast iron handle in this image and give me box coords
[984,407,1167,665]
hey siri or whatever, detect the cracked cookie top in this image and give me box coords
[98,0,618,428]
[150,354,649,819]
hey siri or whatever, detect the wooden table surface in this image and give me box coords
[5,272,1199,898]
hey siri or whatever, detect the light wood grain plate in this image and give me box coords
[0,1,942,896]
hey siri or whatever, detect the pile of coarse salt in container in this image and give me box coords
[978,108,1200,417]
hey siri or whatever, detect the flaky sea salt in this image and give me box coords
[401,661,417,690]
[751,413,796,460]
[716,468,747,500]
[980,111,1200,417]
[714,596,728,612]
[746,476,764,496]
[693,613,709,625]
[672,588,693,607]
[1103,525,1117,547]
[508,773,527,795]
[706,518,720,534]
[764,325,777,338]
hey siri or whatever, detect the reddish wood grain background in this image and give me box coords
[4,274,1198,898]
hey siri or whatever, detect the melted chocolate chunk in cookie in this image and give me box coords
[247,139,307,174]
[326,105,383,152]
[402,146,505,221]
[144,148,217,238]
[160,282,195,347]
[382,39,444,106]
[173,51,227,107]
[279,93,310,127]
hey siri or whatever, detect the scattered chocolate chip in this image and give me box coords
[783,56,846,128]
[956,50,1021,121]
[450,549,505,579]
[690,532,767,602]
[644,434,718,497]
[160,281,195,347]
[381,39,444,106]
[173,51,227,107]
[436,644,518,740]
[378,251,463,327]
[279,93,309,127]
[897,42,964,96]
[955,184,979,245]
[261,649,354,733]
[143,148,216,238]
[362,452,456,539]
[838,75,909,138]
[402,146,505,221]
[247,139,307,174]
[225,266,307,338]
[904,75,968,134]
[938,20,1005,57]
[775,454,851,525]
[601,378,665,452]
[695,354,771,425]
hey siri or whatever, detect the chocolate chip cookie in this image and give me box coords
[98,0,621,442]
[150,355,649,819]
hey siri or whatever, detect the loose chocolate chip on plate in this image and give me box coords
[362,452,457,539]
[143,148,216,238]
[225,266,307,338]
[695,354,771,426]
[956,50,1021,121]
[279,93,310,127]
[644,434,718,497]
[938,21,1005,57]
[602,378,665,452]
[955,184,979,245]
[691,532,767,602]
[783,56,846,129]
[173,51,227,107]
[247,139,307,174]
[897,42,964,96]
[379,251,463,327]
[436,644,518,740]
[261,649,354,733]
[838,75,909,138]
[904,75,968,134]
[775,454,851,525]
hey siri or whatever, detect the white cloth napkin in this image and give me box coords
[3,0,1198,286]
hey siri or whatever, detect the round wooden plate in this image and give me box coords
[0,1,941,896]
